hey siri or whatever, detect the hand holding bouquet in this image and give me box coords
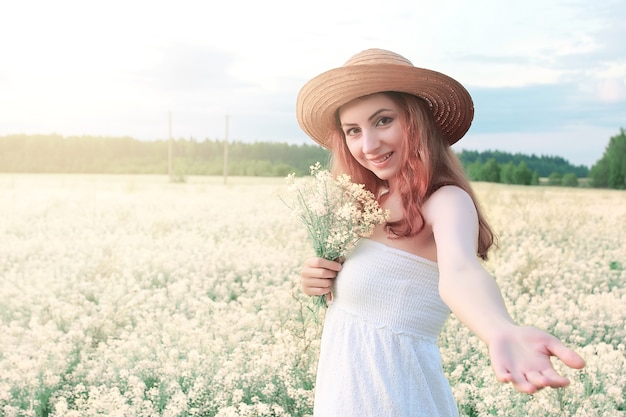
[282,162,390,307]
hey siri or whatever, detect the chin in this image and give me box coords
[370,168,397,182]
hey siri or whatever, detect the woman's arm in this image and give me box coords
[424,186,585,393]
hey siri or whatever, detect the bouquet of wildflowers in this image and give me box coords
[282,162,390,308]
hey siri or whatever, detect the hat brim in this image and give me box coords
[296,64,474,149]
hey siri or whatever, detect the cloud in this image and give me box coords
[133,44,242,93]
[596,78,626,103]
[470,79,625,134]
[0,0,624,169]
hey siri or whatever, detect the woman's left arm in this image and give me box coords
[424,186,585,394]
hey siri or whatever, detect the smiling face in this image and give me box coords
[338,93,406,183]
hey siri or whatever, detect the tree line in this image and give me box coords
[588,128,626,189]
[0,134,329,177]
[462,157,587,187]
[0,130,624,189]
[457,150,589,177]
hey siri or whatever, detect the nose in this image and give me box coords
[361,129,381,154]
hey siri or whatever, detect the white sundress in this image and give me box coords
[313,239,459,417]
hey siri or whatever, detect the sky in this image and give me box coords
[1,0,625,167]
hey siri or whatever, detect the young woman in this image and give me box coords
[296,49,585,416]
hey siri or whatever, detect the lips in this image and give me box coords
[370,152,393,164]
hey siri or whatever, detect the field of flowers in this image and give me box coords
[0,173,624,417]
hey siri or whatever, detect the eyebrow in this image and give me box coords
[341,108,393,127]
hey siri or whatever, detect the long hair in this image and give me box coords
[330,92,496,260]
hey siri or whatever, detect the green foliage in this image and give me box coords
[548,172,562,186]
[513,161,533,185]
[530,171,540,185]
[466,160,482,181]
[500,162,515,184]
[467,158,539,186]
[479,158,501,182]
[546,172,582,187]
[0,134,330,177]
[457,149,589,178]
[459,148,593,187]
[590,128,626,189]
[589,159,609,188]
[561,172,579,187]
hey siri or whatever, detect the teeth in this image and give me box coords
[374,153,392,163]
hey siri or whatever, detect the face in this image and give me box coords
[338,93,405,182]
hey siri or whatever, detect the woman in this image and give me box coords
[296,49,585,416]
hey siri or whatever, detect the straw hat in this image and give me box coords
[296,48,474,149]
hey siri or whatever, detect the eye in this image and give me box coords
[376,116,393,127]
[344,127,361,136]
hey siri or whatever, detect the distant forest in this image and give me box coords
[457,150,589,178]
[0,134,589,182]
[0,134,329,177]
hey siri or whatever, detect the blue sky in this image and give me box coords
[1,0,624,167]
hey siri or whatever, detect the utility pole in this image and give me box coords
[223,114,229,184]
[168,111,173,181]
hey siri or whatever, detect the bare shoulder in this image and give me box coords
[423,186,481,263]
[423,185,477,225]
[424,185,473,211]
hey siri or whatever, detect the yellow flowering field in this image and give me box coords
[0,174,624,417]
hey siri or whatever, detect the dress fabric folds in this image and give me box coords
[314,239,458,417]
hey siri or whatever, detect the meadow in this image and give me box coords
[0,174,624,417]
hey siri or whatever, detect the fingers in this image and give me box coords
[301,276,333,296]
[495,367,570,394]
[303,257,343,272]
[535,368,570,388]
[492,364,537,394]
[546,339,586,370]
[494,352,570,394]
[490,326,586,395]
[509,371,538,394]
[524,368,571,391]
[492,365,513,384]
[523,371,549,391]
[300,257,342,296]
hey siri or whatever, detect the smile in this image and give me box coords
[371,152,393,164]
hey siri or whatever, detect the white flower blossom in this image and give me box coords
[0,174,624,416]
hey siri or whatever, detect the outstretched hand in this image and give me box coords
[488,325,586,394]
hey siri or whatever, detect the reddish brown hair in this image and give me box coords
[330,92,495,260]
